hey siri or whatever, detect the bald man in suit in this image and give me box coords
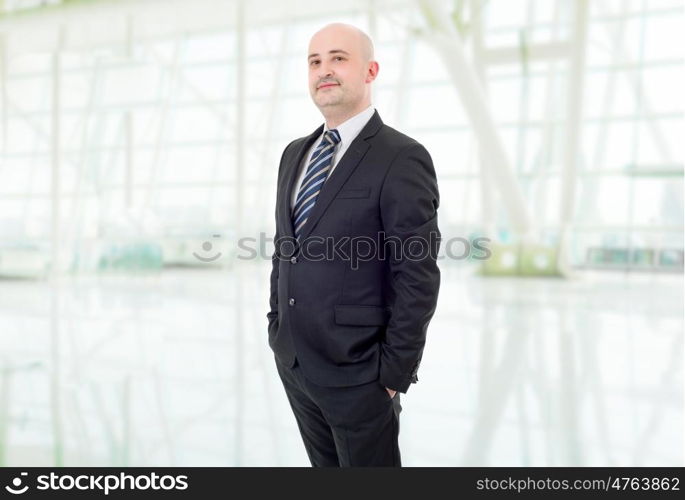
[267,22,441,467]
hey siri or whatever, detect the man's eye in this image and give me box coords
[310,61,319,66]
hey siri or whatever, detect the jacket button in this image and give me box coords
[290,256,297,264]
[288,298,295,306]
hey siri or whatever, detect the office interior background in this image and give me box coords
[0,0,682,466]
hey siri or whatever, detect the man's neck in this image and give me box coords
[323,102,371,129]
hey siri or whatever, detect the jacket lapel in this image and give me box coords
[296,109,383,242]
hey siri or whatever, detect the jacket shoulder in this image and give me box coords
[282,137,303,156]
[278,136,307,169]
[375,123,423,152]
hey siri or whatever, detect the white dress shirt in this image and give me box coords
[290,104,376,209]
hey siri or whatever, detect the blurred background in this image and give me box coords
[0,0,682,466]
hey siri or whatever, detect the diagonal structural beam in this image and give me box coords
[416,0,532,237]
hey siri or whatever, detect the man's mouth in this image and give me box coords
[318,83,339,89]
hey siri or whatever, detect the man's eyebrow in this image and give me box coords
[308,49,350,60]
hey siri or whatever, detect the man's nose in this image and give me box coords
[318,62,333,79]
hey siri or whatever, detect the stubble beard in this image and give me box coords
[314,84,346,109]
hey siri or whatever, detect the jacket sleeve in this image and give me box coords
[267,140,296,335]
[267,221,280,336]
[378,142,441,393]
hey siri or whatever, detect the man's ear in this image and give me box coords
[366,61,379,83]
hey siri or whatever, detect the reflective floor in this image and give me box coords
[0,263,682,466]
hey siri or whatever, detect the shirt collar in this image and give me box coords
[322,104,375,147]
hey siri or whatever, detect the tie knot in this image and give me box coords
[325,129,341,145]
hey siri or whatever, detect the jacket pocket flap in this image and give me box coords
[336,188,370,199]
[334,304,391,326]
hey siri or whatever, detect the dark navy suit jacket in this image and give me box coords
[267,109,440,393]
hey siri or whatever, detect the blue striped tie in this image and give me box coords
[292,128,341,239]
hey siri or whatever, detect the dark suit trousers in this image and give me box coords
[275,355,402,467]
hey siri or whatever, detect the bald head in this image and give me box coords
[309,23,374,63]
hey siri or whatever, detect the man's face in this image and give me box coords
[307,28,369,112]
